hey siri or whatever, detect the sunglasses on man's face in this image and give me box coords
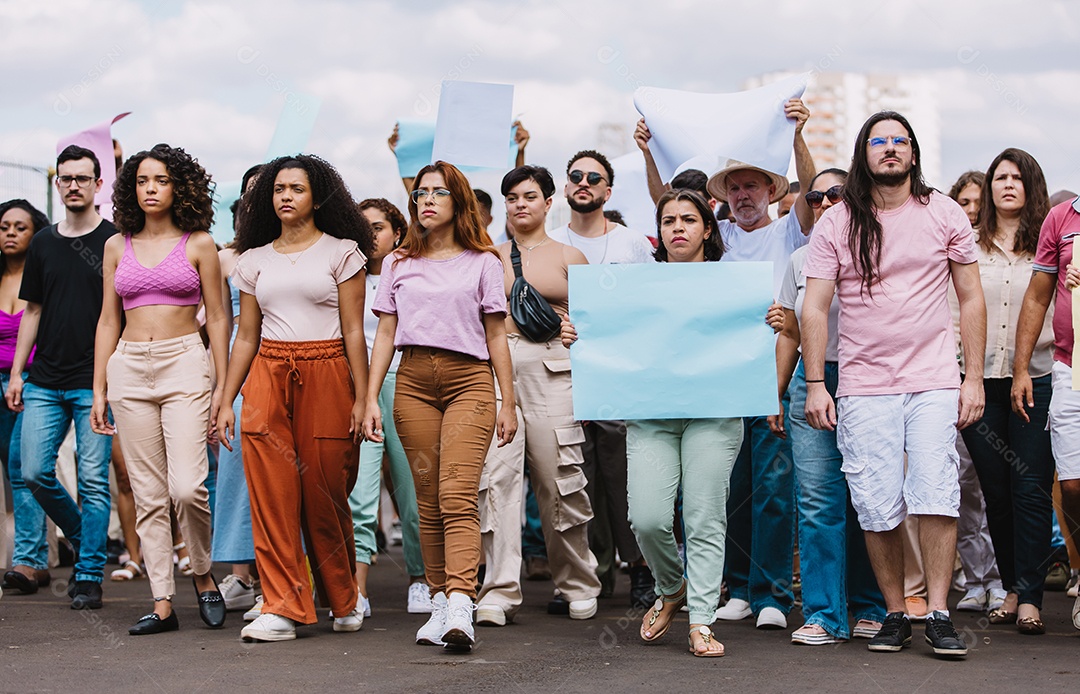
[568,170,607,186]
[804,185,843,209]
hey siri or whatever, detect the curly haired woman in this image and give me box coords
[91,143,229,635]
[217,154,374,643]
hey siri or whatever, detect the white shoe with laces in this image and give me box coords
[241,612,296,642]
[243,595,264,622]
[416,592,448,646]
[219,574,256,611]
[408,582,433,614]
[333,608,363,632]
[441,592,476,650]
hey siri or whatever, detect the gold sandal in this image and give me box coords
[688,625,725,657]
[640,583,687,642]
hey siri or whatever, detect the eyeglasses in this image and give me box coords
[568,170,607,186]
[805,185,843,209]
[56,175,96,188]
[411,188,452,203]
[866,136,911,149]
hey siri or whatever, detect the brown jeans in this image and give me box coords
[393,347,496,599]
[241,338,359,625]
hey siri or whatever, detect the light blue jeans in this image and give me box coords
[788,361,885,638]
[627,417,742,625]
[212,392,254,563]
[1,372,48,570]
[349,372,424,576]
[20,383,112,583]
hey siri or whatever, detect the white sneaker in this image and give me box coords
[1067,572,1079,598]
[715,598,752,621]
[756,606,787,629]
[416,592,448,646]
[475,604,507,626]
[329,593,371,620]
[408,582,433,614]
[243,595,264,622]
[987,588,1008,612]
[956,588,987,612]
[442,592,476,650]
[333,608,363,632]
[1072,594,1080,631]
[568,597,598,620]
[219,574,256,611]
[241,612,296,642]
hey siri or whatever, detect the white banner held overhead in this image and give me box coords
[634,73,809,183]
[431,80,514,169]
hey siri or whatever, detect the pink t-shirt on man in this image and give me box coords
[803,191,978,398]
[1032,198,1078,367]
[372,249,506,361]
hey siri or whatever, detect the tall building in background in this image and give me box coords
[745,72,942,188]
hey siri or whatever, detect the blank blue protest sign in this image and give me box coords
[568,262,777,420]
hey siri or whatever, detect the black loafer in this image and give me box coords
[194,575,226,628]
[129,611,179,635]
[2,570,38,595]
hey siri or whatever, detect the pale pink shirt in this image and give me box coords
[372,249,506,361]
[803,192,978,398]
[232,234,366,341]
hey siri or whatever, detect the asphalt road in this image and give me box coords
[2,549,1079,694]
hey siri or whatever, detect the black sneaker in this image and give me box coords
[629,565,656,609]
[867,611,911,652]
[70,580,103,610]
[924,611,968,657]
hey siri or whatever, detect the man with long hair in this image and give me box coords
[801,111,987,658]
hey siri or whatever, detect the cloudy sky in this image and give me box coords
[2,0,1078,229]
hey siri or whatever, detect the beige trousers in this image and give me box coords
[107,334,212,598]
[477,336,600,614]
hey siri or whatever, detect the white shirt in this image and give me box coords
[779,246,840,362]
[718,212,808,297]
[548,223,655,265]
[365,271,401,371]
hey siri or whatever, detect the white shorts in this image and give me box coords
[1050,361,1080,481]
[836,389,960,532]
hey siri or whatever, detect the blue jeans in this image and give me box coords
[20,384,112,584]
[2,372,48,570]
[212,392,255,563]
[789,361,885,637]
[724,403,796,614]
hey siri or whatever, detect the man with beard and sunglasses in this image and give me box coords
[801,111,987,658]
[548,150,656,610]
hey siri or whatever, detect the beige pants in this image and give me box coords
[477,336,600,614]
[107,334,212,598]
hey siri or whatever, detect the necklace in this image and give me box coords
[275,233,321,265]
[520,237,549,251]
[564,220,610,264]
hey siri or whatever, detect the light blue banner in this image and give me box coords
[568,262,778,420]
[395,119,518,179]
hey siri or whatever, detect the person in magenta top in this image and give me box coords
[1012,192,1080,630]
[0,199,47,596]
[91,144,229,635]
[802,111,986,658]
[363,161,516,652]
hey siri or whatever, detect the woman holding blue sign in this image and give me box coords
[562,188,741,657]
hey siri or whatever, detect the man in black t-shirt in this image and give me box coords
[5,145,117,610]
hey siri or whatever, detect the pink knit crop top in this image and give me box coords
[114,233,202,310]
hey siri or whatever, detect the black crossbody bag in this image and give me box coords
[509,238,562,343]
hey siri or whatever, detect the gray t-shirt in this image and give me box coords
[778,245,840,362]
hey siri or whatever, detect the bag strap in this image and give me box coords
[510,237,523,278]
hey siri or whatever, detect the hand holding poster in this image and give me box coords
[568,262,778,420]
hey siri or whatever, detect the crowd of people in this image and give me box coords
[0,98,1078,661]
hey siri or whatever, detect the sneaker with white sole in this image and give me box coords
[1066,572,1079,598]
[241,612,296,642]
[407,582,433,614]
[475,604,507,626]
[791,624,843,645]
[329,593,371,619]
[243,595,264,622]
[416,592,448,646]
[219,574,256,612]
[852,619,882,639]
[956,588,987,612]
[756,606,787,630]
[441,593,475,650]
[1072,594,1080,630]
[715,598,752,621]
[333,609,363,632]
[569,597,598,620]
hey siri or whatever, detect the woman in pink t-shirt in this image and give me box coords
[364,161,516,652]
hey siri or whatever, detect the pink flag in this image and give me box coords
[56,112,130,220]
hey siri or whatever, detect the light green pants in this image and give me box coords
[626,417,742,625]
[348,372,424,577]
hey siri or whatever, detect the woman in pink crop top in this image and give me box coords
[90,144,229,635]
[216,154,374,643]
